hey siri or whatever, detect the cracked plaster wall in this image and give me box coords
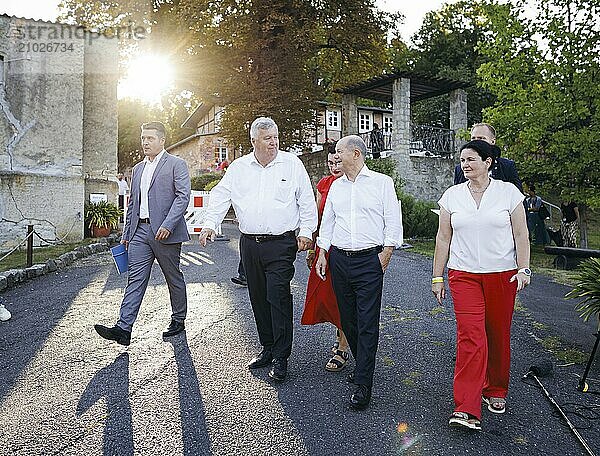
[0,16,118,250]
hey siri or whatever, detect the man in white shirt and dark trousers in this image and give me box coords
[117,173,129,223]
[315,135,402,410]
[199,117,317,381]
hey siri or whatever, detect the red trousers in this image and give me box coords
[448,269,517,419]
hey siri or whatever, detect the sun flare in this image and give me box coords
[118,54,175,104]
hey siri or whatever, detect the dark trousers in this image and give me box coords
[240,234,298,359]
[237,239,245,278]
[330,248,384,387]
[118,195,125,223]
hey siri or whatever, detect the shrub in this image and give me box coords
[204,179,221,191]
[84,201,122,229]
[191,173,222,191]
[397,191,439,239]
[366,157,437,239]
[566,258,600,322]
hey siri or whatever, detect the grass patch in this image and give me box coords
[408,240,582,287]
[0,240,96,273]
[406,239,435,257]
[540,336,587,364]
[382,356,395,367]
[429,306,446,316]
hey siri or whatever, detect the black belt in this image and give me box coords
[139,218,151,223]
[242,230,295,243]
[332,245,383,257]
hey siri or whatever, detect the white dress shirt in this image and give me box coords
[204,151,318,239]
[438,178,525,273]
[317,165,403,251]
[139,149,165,219]
[117,179,129,196]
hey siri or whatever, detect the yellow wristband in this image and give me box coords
[307,249,315,254]
[432,277,444,284]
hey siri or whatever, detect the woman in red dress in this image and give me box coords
[302,142,350,371]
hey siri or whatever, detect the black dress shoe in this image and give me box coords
[350,384,372,410]
[163,319,185,337]
[347,371,355,383]
[231,275,247,286]
[95,324,131,346]
[248,349,273,369]
[268,358,288,381]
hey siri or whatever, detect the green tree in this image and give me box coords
[117,96,193,171]
[178,0,400,151]
[478,0,600,246]
[398,1,495,128]
[60,0,400,152]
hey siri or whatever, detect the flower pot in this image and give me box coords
[92,225,111,238]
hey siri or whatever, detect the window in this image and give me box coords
[359,111,372,133]
[327,109,340,131]
[214,146,227,162]
[383,115,393,134]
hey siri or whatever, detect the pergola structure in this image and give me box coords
[336,71,471,200]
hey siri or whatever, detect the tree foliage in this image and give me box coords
[388,1,495,128]
[177,0,401,151]
[478,0,600,210]
[60,0,401,152]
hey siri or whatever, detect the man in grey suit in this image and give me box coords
[95,121,191,346]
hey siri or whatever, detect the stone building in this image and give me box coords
[0,15,118,250]
[337,71,469,202]
[169,100,394,178]
[167,101,231,177]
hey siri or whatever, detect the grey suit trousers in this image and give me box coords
[117,223,187,331]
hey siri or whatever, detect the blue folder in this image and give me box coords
[110,244,128,274]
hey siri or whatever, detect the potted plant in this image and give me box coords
[84,201,122,238]
[566,258,600,322]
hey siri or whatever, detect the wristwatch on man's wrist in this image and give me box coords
[518,268,532,277]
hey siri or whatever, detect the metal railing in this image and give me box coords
[409,125,455,157]
[359,131,393,153]
[359,125,455,157]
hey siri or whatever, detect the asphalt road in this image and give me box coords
[0,223,598,455]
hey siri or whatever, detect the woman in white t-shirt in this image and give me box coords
[432,139,530,431]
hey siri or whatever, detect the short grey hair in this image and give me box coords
[342,135,367,157]
[250,117,278,140]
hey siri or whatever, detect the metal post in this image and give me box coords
[26,225,33,267]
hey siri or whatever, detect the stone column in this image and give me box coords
[392,77,410,155]
[449,88,468,152]
[341,94,358,136]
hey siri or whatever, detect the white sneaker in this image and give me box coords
[0,304,11,322]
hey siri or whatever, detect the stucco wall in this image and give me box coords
[0,172,84,246]
[0,17,118,249]
[83,33,118,202]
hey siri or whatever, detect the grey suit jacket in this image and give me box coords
[123,152,191,244]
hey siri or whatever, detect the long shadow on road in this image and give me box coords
[167,333,212,455]
[77,353,134,456]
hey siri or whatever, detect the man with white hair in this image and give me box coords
[315,135,402,410]
[200,117,317,382]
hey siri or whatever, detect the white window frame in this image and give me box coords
[358,111,372,133]
[326,109,341,131]
[215,146,227,162]
[383,115,393,135]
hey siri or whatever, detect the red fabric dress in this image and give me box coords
[301,174,342,329]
